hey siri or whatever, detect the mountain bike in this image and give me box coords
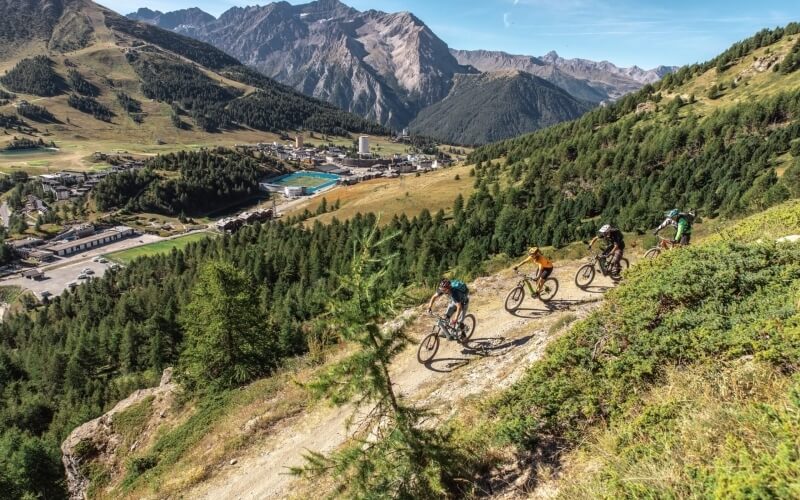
[504,269,559,313]
[575,252,629,289]
[417,311,477,363]
[644,236,677,259]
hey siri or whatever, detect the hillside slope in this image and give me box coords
[466,24,800,247]
[410,70,592,145]
[64,250,613,498]
[62,198,800,499]
[0,0,384,157]
[478,200,800,498]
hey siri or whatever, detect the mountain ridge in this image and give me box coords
[410,70,592,145]
[451,48,678,101]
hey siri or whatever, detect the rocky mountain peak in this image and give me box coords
[127,6,215,30]
[543,50,560,61]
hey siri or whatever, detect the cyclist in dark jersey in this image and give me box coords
[589,224,625,279]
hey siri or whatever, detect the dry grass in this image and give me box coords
[288,164,475,224]
[114,371,311,499]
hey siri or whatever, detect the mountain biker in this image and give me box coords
[654,209,693,246]
[427,278,469,340]
[588,224,624,279]
[514,246,553,295]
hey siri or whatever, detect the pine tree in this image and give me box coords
[293,223,470,497]
[179,261,275,390]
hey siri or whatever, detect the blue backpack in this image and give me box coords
[450,279,468,295]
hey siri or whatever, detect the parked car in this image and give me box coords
[67,281,78,289]
[97,258,108,264]
[81,268,95,275]
[77,274,89,280]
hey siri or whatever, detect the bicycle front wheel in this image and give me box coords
[644,248,660,259]
[620,258,630,270]
[504,285,525,312]
[539,278,559,302]
[417,331,440,363]
[461,314,476,342]
[575,264,595,288]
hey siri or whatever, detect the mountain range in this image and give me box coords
[128,0,676,143]
[451,49,676,101]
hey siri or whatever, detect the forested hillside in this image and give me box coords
[410,71,592,145]
[0,56,66,96]
[468,23,800,246]
[0,203,492,497]
[94,149,279,215]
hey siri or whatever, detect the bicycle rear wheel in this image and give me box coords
[539,278,559,302]
[620,258,630,270]
[417,331,440,363]
[644,248,660,259]
[504,285,525,312]
[575,264,595,288]
[461,314,476,342]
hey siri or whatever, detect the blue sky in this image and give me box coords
[100,0,800,68]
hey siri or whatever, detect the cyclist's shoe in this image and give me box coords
[610,273,622,282]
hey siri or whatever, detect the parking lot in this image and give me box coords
[2,258,117,299]
[0,233,164,299]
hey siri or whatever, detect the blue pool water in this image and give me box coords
[266,171,340,193]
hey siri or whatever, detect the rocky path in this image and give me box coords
[189,259,615,499]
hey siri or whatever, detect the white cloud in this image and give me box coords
[503,12,512,28]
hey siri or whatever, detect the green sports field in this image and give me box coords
[105,232,213,264]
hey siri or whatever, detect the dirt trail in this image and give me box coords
[189,259,615,499]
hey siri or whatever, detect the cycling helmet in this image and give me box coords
[528,246,540,256]
[598,224,611,234]
[666,208,679,218]
[438,278,451,291]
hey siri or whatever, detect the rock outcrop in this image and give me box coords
[61,368,177,500]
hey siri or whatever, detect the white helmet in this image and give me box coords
[598,224,611,234]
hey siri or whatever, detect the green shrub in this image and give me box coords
[127,454,157,478]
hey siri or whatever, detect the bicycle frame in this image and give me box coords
[432,314,459,338]
[591,253,614,276]
[515,270,541,295]
[657,236,676,250]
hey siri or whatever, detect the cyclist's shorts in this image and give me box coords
[680,234,691,246]
[539,267,553,280]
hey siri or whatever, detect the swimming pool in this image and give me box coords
[265,171,340,193]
